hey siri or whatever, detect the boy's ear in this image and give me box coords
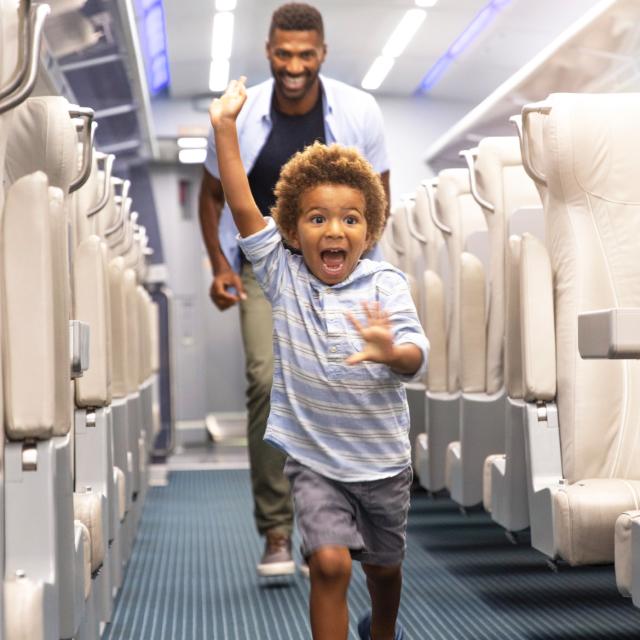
[288,229,301,249]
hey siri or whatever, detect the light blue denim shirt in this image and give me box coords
[204,75,389,274]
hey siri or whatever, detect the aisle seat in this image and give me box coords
[517,93,640,565]
[433,168,496,508]
[411,181,448,492]
[0,3,52,636]
[462,136,542,531]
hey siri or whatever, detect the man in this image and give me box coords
[199,2,390,577]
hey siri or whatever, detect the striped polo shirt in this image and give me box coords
[238,218,429,482]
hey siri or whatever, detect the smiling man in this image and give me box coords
[199,2,390,578]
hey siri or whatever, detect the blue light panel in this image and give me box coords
[135,0,171,94]
[416,0,513,94]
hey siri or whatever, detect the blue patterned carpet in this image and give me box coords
[103,470,640,639]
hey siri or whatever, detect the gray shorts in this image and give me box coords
[283,458,413,567]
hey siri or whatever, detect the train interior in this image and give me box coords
[2,0,640,638]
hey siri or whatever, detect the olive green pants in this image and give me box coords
[240,262,294,536]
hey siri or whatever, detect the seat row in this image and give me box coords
[0,2,162,638]
[381,91,640,609]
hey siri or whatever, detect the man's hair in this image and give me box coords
[269,3,324,40]
[272,142,387,249]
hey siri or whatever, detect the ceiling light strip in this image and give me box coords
[416,0,513,94]
[209,2,236,91]
[361,8,426,91]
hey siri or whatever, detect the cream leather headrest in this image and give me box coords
[5,96,78,193]
[545,93,640,203]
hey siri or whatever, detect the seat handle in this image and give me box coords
[403,195,427,244]
[459,148,495,213]
[87,153,115,218]
[519,102,552,187]
[421,179,451,236]
[0,3,49,114]
[69,108,96,193]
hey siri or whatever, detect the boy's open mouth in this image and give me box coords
[321,249,347,275]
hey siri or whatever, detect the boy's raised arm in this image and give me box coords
[208,77,266,238]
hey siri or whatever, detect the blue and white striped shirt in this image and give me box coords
[238,218,429,482]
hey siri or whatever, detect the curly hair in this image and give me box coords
[271,142,387,249]
[269,3,324,40]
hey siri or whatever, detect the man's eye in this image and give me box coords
[276,51,290,60]
[300,51,315,60]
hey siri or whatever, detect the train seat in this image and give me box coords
[433,168,498,508]
[389,198,427,463]
[3,92,100,638]
[72,152,121,624]
[462,137,542,532]
[411,181,449,492]
[518,93,640,565]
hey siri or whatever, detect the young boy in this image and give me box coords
[209,77,428,640]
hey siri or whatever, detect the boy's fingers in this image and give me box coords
[345,352,366,366]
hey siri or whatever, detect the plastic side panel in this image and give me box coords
[3,173,55,438]
[523,401,562,558]
[453,391,506,507]
[520,234,556,401]
[460,252,486,393]
[425,392,460,492]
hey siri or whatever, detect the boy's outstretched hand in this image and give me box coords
[346,302,395,365]
[209,76,248,128]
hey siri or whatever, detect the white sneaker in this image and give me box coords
[299,562,310,578]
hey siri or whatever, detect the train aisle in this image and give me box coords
[103,466,640,639]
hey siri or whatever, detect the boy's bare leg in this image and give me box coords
[309,546,352,640]
[362,563,403,640]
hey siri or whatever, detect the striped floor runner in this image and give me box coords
[103,470,640,639]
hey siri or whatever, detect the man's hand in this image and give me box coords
[210,269,247,311]
[346,302,394,365]
[209,76,248,129]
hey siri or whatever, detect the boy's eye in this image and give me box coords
[345,216,359,225]
[310,215,325,224]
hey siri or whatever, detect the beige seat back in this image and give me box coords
[529,93,640,484]
[471,137,542,394]
[436,169,486,393]
[5,97,79,437]
[413,183,446,391]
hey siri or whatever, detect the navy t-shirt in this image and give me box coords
[248,89,326,217]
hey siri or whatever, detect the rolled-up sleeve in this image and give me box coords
[237,217,287,302]
[376,270,429,382]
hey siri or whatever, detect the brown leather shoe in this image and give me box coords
[257,530,295,577]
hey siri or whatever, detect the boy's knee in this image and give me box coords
[309,546,352,584]
[362,563,401,583]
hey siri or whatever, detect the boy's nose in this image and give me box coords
[326,219,344,237]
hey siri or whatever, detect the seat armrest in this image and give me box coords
[578,308,640,359]
[520,234,556,401]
